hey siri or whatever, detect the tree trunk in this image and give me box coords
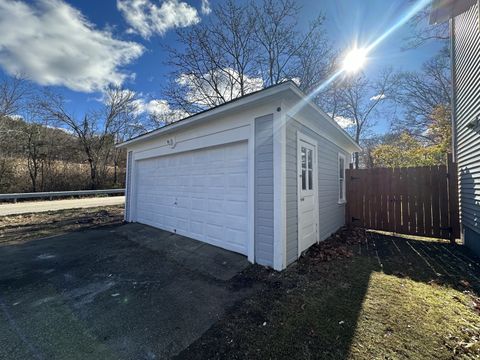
[88,158,97,190]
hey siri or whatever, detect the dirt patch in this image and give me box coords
[0,205,124,244]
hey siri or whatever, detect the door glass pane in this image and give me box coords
[340,179,344,199]
[307,149,313,190]
[301,147,307,190]
[339,158,345,179]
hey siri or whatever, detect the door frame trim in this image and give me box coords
[297,131,319,256]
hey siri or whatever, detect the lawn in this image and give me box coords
[177,229,480,359]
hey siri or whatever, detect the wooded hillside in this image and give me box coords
[0,116,125,193]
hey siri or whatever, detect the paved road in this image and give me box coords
[0,196,125,216]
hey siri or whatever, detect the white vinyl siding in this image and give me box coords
[453,1,480,250]
[285,118,350,265]
[254,114,274,267]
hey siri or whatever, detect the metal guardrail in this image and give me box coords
[0,189,125,202]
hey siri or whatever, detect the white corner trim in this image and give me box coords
[129,154,138,222]
[247,119,255,263]
[125,151,132,222]
[273,105,287,270]
[281,101,287,269]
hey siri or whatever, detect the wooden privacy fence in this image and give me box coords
[346,154,460,243]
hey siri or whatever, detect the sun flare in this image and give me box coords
[342,47,368,73]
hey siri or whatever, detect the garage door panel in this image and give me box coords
[175,219,188,233]
[225,191,247,201]
[228,174,248,188]
[135,141,248,255]
[225,214,247,228]
[224,200,247,216]
[204,212,226,227]
[191,198,205,211]
[207,199,223,213]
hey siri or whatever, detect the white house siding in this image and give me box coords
[254,114,274,266]
[453,2,480,254]
[285,118,350,265]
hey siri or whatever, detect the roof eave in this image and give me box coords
[116,82,297,149]
[286,86,362,153]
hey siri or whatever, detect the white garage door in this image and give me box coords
[135,141,249,255]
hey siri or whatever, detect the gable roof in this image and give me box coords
[117,81,361,151]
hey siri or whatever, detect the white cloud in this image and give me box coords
[134,97,187,125]
[0,0,144,93]
[117,0,200,39]
[329,114,355,129]
[370,93,386,101]
[201,0,211,15]
[177,68,264,107]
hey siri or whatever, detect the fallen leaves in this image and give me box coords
[302,227,365,263]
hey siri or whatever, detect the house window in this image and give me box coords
[338,153,346,202]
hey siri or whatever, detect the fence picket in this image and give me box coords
[345,162,459,241]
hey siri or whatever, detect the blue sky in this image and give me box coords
[0,0,443,134]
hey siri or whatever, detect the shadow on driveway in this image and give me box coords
[0,223,253,360]
[1,221,480,359]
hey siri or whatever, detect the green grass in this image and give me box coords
[177,230,480,359]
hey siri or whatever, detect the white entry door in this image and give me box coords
[298,137,318,254]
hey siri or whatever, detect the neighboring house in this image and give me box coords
[431,0,480,254]
[118,81,360,270]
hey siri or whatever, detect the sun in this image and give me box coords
[342,47,368,73]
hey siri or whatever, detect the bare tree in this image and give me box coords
[252,0,330,89]
[38,87,140,189]
[164,0,258,113]
[403,2,449,49]
[163,0,331,113]
[393,47,451,140]
[333,69,400,168]
[0,75,29,118]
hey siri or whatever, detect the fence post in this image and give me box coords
[345,163,354,228]
[447,153,460,244]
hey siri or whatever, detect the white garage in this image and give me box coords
[134,142,249,255]
[118,81,361,270]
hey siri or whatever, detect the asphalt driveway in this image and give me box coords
[0,223,252,360]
